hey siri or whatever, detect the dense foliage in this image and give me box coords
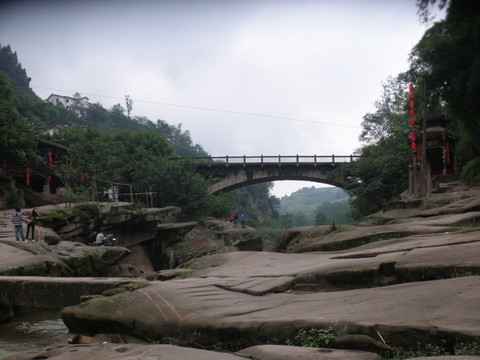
[410,0,480,178]
[0,72,37,165]
[344,75,411,218]
[345,0,480,217]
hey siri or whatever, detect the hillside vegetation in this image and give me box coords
[277,186,353,226]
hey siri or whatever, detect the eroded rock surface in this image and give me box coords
[0,203,263,274]
[4,181,480,359]
[59,181,480,358]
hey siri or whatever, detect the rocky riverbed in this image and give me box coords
[2,180,480,359]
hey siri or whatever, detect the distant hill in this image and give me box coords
[277,186,353,225]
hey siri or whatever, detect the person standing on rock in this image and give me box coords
[11,208,27,243]
[240,213,246,229]
[26,208,39,242]
[233,212,239,229]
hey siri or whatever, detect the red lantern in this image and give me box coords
[410,118,415,127]
[411,132,416,143]
[80,171,84,184]
[411,142,416,150]
[410,92,414,100]
[26,168,30,187]
[48,151,53,169]
[410,101,414,109]
[410,110,415,117]
[409,83,414,92]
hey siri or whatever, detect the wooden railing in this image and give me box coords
[172,154,360,167]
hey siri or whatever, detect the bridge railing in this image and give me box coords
[172,155,360,167]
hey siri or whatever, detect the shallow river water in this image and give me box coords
[0,310,69,359]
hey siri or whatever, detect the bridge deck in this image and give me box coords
[173,154,360,167]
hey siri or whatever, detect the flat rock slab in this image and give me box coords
[3,343,247,360]
[236,344,384,359]
[62,275,480,350]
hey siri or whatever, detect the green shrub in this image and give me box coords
[460,157,480,185]
[293,327,334,348]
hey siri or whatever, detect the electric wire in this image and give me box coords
[33,85,361,129]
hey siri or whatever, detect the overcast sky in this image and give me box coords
[1,0,436,197]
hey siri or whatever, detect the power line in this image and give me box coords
[33,85,361,129]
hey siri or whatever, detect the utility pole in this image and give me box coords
[421,75,429,197]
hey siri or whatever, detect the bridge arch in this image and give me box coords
[176,155,359,194]
[208,166,346,194]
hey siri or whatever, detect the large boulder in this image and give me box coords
[171,219,263,266]
[35,202,181,245]
[0,240,131,277]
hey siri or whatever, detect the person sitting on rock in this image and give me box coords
[95,232,106,246]
[87,231,97,246]
[104,233,116,247]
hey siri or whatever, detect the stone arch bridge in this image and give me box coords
[173,155,360,194]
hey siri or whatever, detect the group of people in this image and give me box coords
[11,207,118,247]
[87,231,117,247]
[11,207,39,243]
[229,211,246,229]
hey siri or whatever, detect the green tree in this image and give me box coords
[0,44,31,88]
[346,75,411,218]
[0,73,37,165]
[410,1,480,167]
[293,211,309,226]
[314,211,328,225]
[280,213,293,229]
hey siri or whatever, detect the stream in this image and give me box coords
[0,310,69,359]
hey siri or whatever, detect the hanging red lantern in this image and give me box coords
[48,151,53,169]
[411,132,416,143]
[410,118,415,127]
[410,92,414,100]
[411,142,416,150]
[80,171,84,184]
[410,110,415,118]
[409,83,414,92]
[410,101,414,109]
[26,168,30,187]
